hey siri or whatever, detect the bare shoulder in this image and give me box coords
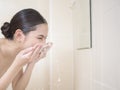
[0,38,4,49]
[0,38,7,53]
[0,38,6,45]
[0,38,6,63]
[0,38,5,46]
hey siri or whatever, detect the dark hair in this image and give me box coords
[1,8,47,39]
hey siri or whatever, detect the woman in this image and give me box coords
[0,8,52,90]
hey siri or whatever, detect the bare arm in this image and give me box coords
[12,42,52,90]
[0,46,34,90]
[12,44,41,90]
[12,63,35,90]
[0,62,22,90]
[12,69,23,89]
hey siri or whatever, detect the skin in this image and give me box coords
[0,24,52,90]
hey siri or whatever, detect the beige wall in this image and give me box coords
[74,0,120,90]
[49,0,74,90]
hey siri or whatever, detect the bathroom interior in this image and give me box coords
[0,0,120,90]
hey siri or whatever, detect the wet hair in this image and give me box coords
[1,8,47,39]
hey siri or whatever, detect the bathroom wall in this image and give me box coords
[74,0,120,90]
[49,0,74,90]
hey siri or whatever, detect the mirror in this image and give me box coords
[72,0,92,49]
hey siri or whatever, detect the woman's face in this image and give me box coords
[22,24,48,49]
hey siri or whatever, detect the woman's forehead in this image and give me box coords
[28,24,48,36]
[36,24,48,30]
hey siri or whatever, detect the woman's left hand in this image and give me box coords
[29,42,53,64]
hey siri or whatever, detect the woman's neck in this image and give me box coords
[0,38,22,60]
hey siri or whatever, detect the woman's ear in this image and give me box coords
[14,29,25,42]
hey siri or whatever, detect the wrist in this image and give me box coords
[28,62,35,67]
[12,60,22,69]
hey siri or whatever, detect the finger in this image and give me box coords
[30,43,41,54]
[21,47,34,55]
[39,44,51,53]
[31,45,42,59]
[33,43,40,49]
[46,42,53,51]
[42,45,52,52]
[47,42,53,47]
[23,50,33,59]
[40,47,48,57]
[45,45,52,51]
[38,51,46,60]
[22,43,40,55]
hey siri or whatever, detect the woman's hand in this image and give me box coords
[13,42,52,68]
[29,42,53,64]
[12,45,36,68]
[11,44,42,90]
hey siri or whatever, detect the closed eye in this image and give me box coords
[38,37,43,40]
[37,34,48,42]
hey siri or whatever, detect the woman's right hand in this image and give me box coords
[13,44,39,68]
